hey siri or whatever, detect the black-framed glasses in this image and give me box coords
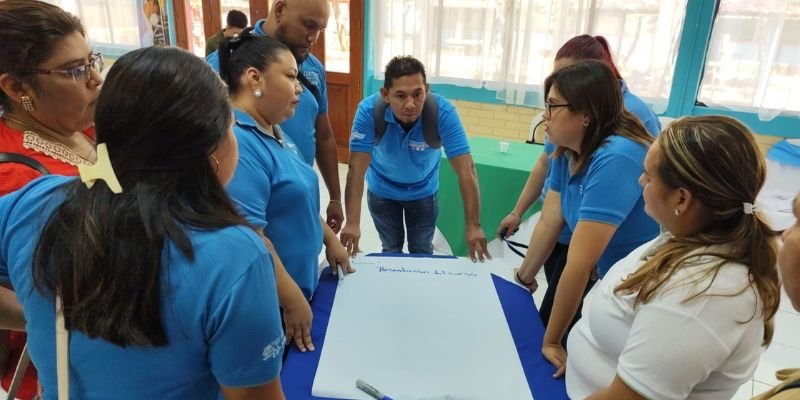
[20,52,103,82]
[545,101,571,118]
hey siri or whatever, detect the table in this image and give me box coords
[281,254,568,399]
[437,136,545,256]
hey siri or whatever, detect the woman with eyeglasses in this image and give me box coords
[0,1,103,397]
[498,36,661,333]
[0,0,103,195]
[0,46,286,399]
[514,60,659,377]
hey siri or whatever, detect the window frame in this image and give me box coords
[363,0,800,138]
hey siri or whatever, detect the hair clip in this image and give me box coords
[78,143,122,194]
[743,202,757,215]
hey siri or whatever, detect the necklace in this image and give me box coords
[2,115,95,165]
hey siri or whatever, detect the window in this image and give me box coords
[326,0,352,73]
[698,0,800,120]
[373,0,687,111]
[50,0,172,55]
[50,0,152,53]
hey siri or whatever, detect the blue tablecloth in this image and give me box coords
[281,255,568,399]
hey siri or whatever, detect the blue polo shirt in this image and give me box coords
[0,176,284,400]
[548,135,659,278]
[542,81,660,243]
[226,109,323,299]
[206,19,328,166]
[350,92,471,201]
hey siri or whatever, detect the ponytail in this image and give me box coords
[216,29,291,96]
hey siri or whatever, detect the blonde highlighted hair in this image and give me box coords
[615,115,780,346]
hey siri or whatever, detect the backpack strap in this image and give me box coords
[420,93,441,149]
[0,152,50,176]
[297,72,322,105]
[373,97,389,145]
[373,92,441,148]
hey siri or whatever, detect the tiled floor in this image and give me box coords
[320,163,799,399]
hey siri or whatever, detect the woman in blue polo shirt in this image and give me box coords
[514,60,659,377]
[218,31,352,353]
[0,47,284,399]
[498,35,662,330]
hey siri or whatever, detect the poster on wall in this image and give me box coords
[138,0,172,47]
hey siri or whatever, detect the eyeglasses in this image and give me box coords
[20,52,103,82]
[544,101,571,118]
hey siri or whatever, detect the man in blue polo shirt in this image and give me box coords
[340,56,490,262]
[206,0,344,232]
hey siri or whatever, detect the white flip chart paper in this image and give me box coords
[311,256,533,400]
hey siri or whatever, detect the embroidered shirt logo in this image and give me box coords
[262,336,285,361]
[286,141,300,156]
[409,140,429,151]
[352,131,366,140]
[303,70,321,87]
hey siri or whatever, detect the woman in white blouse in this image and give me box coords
[566,115,781,400]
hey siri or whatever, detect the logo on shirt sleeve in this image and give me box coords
[262,335,285,361]
[352,132,366,140]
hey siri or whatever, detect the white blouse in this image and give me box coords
[566,234,765,400]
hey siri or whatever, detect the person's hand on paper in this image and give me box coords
[466,224,490,262]
[326,239,355,277]
[497,213,522,239]
[542,343,567,378]
[339,222,361,257]
[513,267,538,292]
[283,290,315,352]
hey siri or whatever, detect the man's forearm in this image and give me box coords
[456,168,481,227]
[315,125,342,202]
[344,167,365,224]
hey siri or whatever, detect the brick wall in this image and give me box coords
[451,100,784,154]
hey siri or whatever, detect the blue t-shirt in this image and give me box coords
[206,19,328,166]
[349,92,471,201]
[0,176,284,400]
[542,81,661,243]
[548,135,659,278]
[226,109,323,299]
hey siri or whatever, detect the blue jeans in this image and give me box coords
[367,191,438,254]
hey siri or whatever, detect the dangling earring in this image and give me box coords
[673,208,681,216]
[254,88,263,98]
[20,96,34,112]
[211,154,220,173]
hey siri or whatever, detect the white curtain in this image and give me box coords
[372,0,686,111]
[698,0,800,120]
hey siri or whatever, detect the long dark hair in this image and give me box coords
[0,0,84,110]
[616,116,780,346]
[218,27,291,93]
[544,60,653,174]
[32,47,245,347]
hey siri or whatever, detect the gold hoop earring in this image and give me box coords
[21,96,34,112]
[211,154,220,173]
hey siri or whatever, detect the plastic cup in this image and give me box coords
[499,141,510,153]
